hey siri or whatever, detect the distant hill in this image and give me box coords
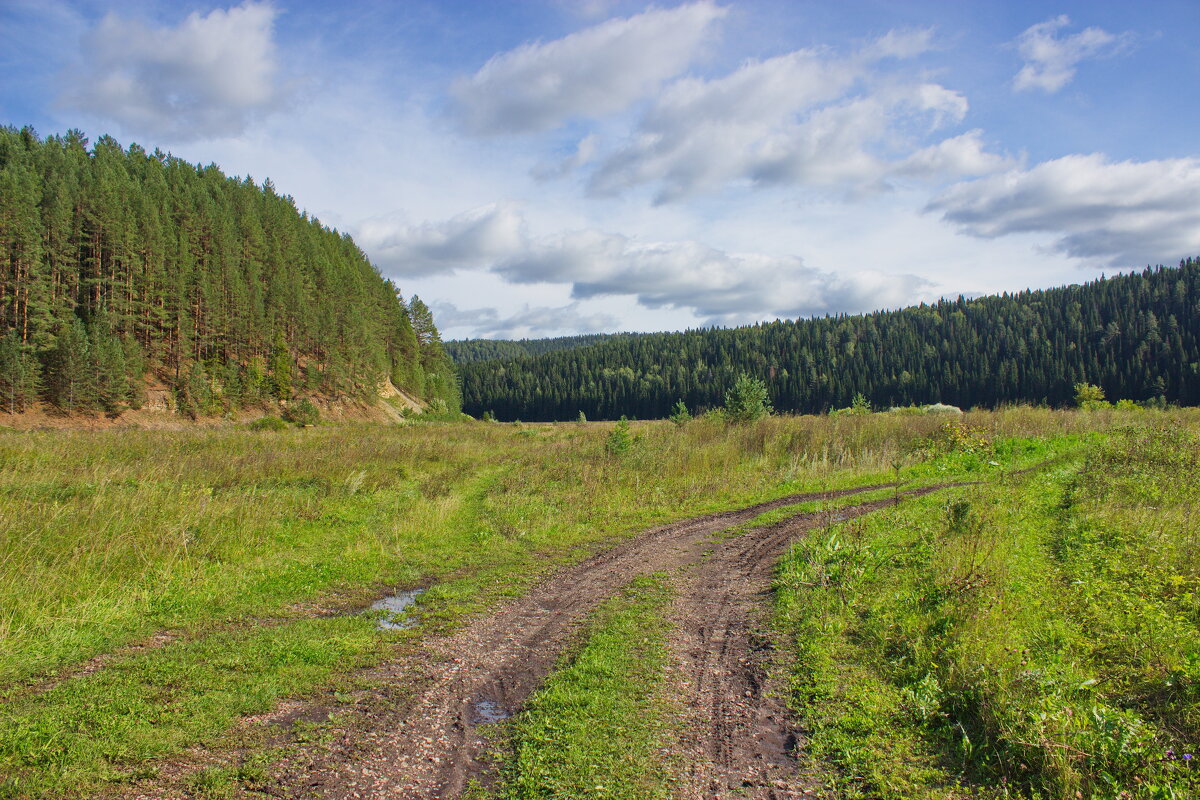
[0,127,458,416]
[445,333,629,364]
[457,260,1200,421]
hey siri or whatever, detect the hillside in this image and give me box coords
[458,260,1200,421]
[0,127,458,417]
[445,333,628,363]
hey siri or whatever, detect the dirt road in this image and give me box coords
[279,484,943,799]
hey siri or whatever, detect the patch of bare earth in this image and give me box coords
[666,485,951,799]
[267,485,900,800]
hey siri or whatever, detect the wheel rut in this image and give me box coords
[668,485,951,799]
[281,483,952,799]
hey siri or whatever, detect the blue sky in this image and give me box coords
[3,0,1198,339]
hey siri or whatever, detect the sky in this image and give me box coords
[2,0,1199,340]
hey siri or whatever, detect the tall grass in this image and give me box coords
[775,410,1200,799]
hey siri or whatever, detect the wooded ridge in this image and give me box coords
[0,126,458,416]
[455,261,1200,421]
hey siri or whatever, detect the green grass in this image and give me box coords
[493,574,677,800]
[0,407,1186,797]
[774,414,1200,799]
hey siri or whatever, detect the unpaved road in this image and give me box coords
[278,484,947,799]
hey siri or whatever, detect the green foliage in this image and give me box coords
[668,399,691,426]
[1075,381,1112,410]
[444,333,627,364]
[724,373,772,423]
[281,398,321,427]
[0,127,455,416]
[606,416,633,455]
[577,410,587,423]
[456,260,1200,421]
[0,332,39,414]
[246,415,289,431]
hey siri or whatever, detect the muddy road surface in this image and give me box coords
[279,484,945,799]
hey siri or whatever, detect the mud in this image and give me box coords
[668,486,950,798]
[275,484,907,799]
[368,590,424,630]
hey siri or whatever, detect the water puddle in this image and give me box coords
[473,698,511,724]
[368,589,424,630]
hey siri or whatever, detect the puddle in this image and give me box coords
[473,698,511,724]
[368,589,424,630]
[832,513,848,522]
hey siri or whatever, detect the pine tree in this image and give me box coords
[0,331,40,413]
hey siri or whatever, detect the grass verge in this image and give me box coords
[774,418,1200,799]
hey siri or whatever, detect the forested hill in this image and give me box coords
[0,127,458,416]
[445,333,628,363]
[458,260,1200,421]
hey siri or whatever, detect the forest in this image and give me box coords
[456,260,1200,421]
[0,126,458,417]
[445,332,628,363]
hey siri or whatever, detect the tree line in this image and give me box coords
[445,333,628,363]
[456,260,1200,421]
[0,126,458,416]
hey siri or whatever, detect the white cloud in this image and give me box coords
[450,1,726,135]
[586,34,1007,202]
[895,130,1016,179]
[431,301,620,339]
[355,203,930,325]
[356,204,527,277]
[61,1,284,140]
[929,154,1200,266]
[496,229,930,324]
[1012,15,1130,93]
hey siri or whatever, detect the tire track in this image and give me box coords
[280,485,894,799]
[668,485,954,799]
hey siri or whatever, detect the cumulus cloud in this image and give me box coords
[431,301,620,339]
[586,33,1008,202]
[1012,15,1130,93]
[928,154,1200,266]
[450,1,726,135]
[497,229,931,324]
[359,204,930,324]
[356,204,526,277]
[61,1,285,140]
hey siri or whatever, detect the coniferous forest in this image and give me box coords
[0,126,459,416]
[454,260,1200,421]
[444,333,627,364]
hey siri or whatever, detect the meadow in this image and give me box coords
[0,407,1195,798]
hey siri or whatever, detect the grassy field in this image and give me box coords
[776,413,1200,799]
[0,408,1195,798]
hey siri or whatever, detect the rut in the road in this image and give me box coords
[668,485,952,799]
[281,485,895,800]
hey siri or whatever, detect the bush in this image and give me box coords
[246,415,289,432]
[281,398,320,426]
[668,400,691,427]
[605,416,633,455]
[723,374,772,423]
[1074,382,1112,410]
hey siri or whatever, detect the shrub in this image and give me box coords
[723,374,772,423]
[281,398,321,426]
[605,416,633,455]
[1074,382,1112,410]
[668,400,691,427]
